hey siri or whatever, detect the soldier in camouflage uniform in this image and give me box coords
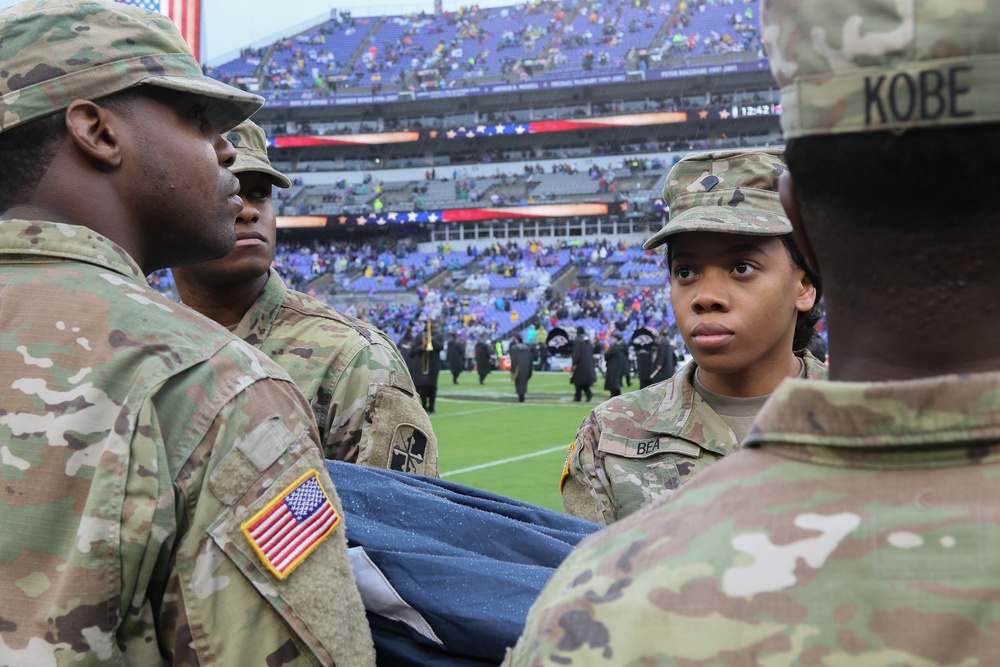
[562,149,826,524]
[509,0,1000,664]
[0,2,374,665]
[173,121,438,476]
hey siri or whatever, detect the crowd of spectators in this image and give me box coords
[656,0,760,58]
[206,0,766,99]
[147,236,681,360]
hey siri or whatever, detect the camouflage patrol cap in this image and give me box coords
[227,120,291,188]
[761,0,1000,138]
[643,149,789,250]
[0,0,263,133]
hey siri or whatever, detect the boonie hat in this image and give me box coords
[643,149,789,250]
[761,0,1000,138]
[0,0,263,133]
[227,120,292,188]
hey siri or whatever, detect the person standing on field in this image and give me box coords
[410,321,444,413]
[602,332,630,397]
[447,332,465,384]
[509,333,534,402]
[570,326,596,402]
[476,336,493,384]
[648,326,677,384]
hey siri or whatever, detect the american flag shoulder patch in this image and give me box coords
[241,470,340,580]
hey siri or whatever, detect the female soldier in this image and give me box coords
[562,149,827,524]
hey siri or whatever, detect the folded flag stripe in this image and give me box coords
[242,470,340,579]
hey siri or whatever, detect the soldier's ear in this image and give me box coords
[64,100,123,168]
[780,171,820,278]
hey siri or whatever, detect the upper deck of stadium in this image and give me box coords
[206,0,769,109]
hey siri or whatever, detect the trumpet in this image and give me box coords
[422,320,433,374]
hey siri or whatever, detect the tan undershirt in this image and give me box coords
[694,358,805,443]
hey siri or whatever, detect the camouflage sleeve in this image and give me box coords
[504,534,613,667]
[561,410,614,524]
[158,347,376,667]
[325,336,439,477]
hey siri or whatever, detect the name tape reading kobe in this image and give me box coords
[865,65,973,126]
[242,470,340,579]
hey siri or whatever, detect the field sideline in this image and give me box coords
[428,370,615,511]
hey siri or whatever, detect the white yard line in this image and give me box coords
[441,445,569,477]
[431,405,515,418]
[434,398,591,418]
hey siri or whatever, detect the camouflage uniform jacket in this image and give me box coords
[235,269,437,476]
[562,350,827,524]
[0,221,375,666]
[510,371,1000,666]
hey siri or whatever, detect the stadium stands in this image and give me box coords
[189,0,787,359]
[207,0,763,98]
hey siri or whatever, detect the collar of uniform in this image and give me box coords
[799,348,829,380]
[233,267,286,343]
[0,219,144,282]
[745,370,1000,451]
[640,360,738,457]
[639,349,829,455]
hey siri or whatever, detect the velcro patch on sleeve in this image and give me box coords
[241,470,340,580]
[390,424,428,473]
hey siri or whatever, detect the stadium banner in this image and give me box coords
[271,111,712,150]
[338,203,610,226]
[273,132,421,148]
[278,203,610,229]
[116,0,200,61]
[276,216,327,229]
[263,60,771,109]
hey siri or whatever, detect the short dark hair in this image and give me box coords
[785,125,1000,337]
[784,124,1000,235]
[0,112,64,212]
[0,89,142,212]
[666,234,823,352]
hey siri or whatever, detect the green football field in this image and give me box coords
[429,370,610,511]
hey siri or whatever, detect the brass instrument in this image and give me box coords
[421,320,434,375]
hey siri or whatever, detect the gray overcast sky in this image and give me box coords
[0,0,513,63]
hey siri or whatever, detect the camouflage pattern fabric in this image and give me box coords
[0,221,375,666]
[0,0,261,133]
[510,371,1000,666]
[234,269,438,476]
[227,119,292,187]
[761,0,1000,138]
[643,148,789,250]
[563,351,827,524]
